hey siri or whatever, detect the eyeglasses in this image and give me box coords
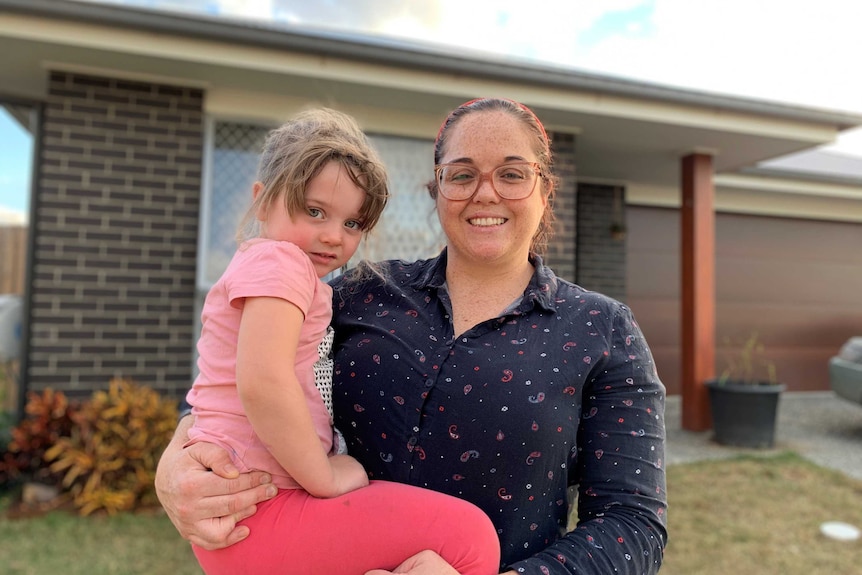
[434,162,542,201]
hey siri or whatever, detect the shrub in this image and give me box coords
[45,378,178,515]
[0,410,13,456]
[0,361,20,448]
[0,388,77,489]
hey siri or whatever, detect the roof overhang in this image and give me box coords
[2,0,862,191]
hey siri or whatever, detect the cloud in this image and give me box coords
[0,206,26,224]
[542,0,862,114]
[529,0,862,155]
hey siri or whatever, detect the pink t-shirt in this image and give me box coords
[185,239,334,490]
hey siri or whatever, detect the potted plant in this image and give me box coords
[705,332,785,448]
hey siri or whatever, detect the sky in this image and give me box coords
[4,0,862,218]
[0,110,31,222]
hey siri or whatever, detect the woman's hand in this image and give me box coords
[365,550,515,575]
[154,418,278,549]
[364,550,459,575]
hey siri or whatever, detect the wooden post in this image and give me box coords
[681,153,715,431]
[0,225,27,294]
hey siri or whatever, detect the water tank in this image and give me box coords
[0,294,23,361]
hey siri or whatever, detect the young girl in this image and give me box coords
[184,108,500,575]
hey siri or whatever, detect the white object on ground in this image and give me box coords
[820,521,861,542]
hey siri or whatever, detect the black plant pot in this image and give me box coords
[705,379,785,448]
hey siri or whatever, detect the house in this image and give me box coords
[1,0,861,430]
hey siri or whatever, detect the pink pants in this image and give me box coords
[192,480,501,575]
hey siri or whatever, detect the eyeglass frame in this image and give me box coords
[433,161,544,201]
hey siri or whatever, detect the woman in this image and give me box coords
[156,97,667,574]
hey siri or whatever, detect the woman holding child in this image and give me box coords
[156,97,667,575]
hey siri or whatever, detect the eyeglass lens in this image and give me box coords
[437,163,538,200]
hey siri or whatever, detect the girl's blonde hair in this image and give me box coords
[237,108,389,242]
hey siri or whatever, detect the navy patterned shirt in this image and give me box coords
[330,250,667,574]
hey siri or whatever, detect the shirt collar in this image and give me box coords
[411,248,559,313]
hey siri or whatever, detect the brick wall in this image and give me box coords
[544,132,577,282]
[576,183,627,302]
[26,71,203,397]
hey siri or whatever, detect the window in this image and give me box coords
[0,100,37,412]
[353,134,444,266]
[198,120,271,290]
[0,103,34,294]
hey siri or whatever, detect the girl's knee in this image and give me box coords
[451,503,501,572]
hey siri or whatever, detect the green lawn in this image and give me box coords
[662,451,862,574]
[0,491,201,575]
[2,451,861,574]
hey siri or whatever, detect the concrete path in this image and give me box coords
[665,391,862,480]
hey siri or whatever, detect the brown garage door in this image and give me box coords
[626,206,862,394]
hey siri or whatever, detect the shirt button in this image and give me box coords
[424,379,434,388]
[407,436,418,446]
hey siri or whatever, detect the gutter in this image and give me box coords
[3,0,862,131]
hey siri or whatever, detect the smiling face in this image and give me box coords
[256,160,366,278]
[435,110,548,268]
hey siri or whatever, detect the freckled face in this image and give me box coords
[436,110,547,267]
[256,161,366,278]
